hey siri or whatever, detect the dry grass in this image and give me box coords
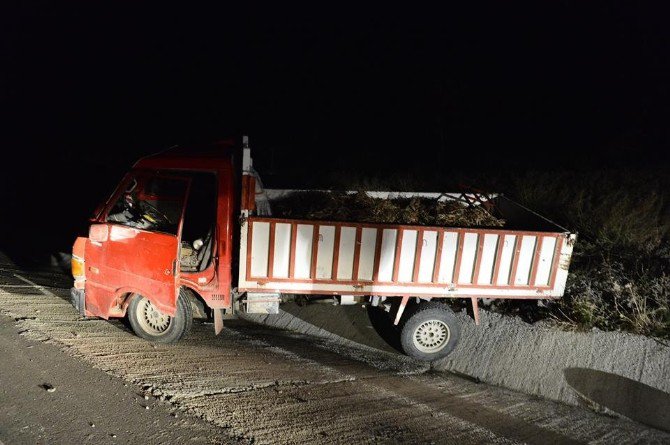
[271,191,505,227]
[552,261,670,339]
[506,169,670,339]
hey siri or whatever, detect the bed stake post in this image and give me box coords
[214,308,224,335]
[471,297,480,326]
[394,296,410,325]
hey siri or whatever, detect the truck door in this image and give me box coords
[84,171,190,318]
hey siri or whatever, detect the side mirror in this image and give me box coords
[89,224,109,243]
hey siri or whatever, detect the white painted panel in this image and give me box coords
[272,223,291,278]
[377,229,397,282]
[458,233,479,284]
[417,231,438,283]
[397,230,418,282]
[496,235,517,285]
[315,226,335,279]
[438,232,459,283]
[534,236,557,286]
[336,227,357,280]
[476,234,499,285]
[357,228,378,280]
[514,235,537,285]
[250,222,270,277]
[294,224,314,279]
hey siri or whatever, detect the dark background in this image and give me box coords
[1,2,669,253]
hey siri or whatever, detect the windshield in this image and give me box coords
[105,172,189,234]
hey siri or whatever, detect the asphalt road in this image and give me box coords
[0,312,229,444]
[0,262,668,444]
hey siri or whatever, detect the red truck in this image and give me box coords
[70,137,576,361]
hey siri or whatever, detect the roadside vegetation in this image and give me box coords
[510,170,670,340]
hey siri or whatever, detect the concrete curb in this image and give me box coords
[243,305,670,431]
[436,311,669,404]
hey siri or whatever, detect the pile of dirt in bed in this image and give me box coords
[270,191,505,227]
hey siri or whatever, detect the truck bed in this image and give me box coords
[237,194,576,300]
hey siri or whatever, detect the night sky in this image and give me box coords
[1,2,669,252]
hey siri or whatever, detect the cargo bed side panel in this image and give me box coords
[238,217,575,300]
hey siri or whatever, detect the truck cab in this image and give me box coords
[71,140,238,342]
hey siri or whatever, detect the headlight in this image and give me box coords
[71,256,85,280]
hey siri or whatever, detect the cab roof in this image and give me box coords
[133,139,237,171]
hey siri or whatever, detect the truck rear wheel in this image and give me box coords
[400,302,460,361]
[127,289,192,343]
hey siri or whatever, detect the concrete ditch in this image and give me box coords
[243,304,670,432]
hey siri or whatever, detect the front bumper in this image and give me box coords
[70,287,86,317]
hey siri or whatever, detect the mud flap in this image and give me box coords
[213,308,224,335]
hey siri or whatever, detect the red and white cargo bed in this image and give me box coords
[237,195,575,303]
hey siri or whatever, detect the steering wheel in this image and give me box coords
[138,201,171,226]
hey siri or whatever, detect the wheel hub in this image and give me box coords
[413,319,450,353]
[137,298,171,334]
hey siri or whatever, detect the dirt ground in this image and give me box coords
[0,261,668,444]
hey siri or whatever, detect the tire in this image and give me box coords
[400,302,460,361]
[127,289,193,344]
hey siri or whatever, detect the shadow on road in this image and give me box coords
[281,302,399,353]
[564,367,670,432]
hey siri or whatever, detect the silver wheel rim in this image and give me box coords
[413,319,450,353]
[135,297,171,335]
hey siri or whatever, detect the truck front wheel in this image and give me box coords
[127,290,193,343]
[400,302,460,361]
